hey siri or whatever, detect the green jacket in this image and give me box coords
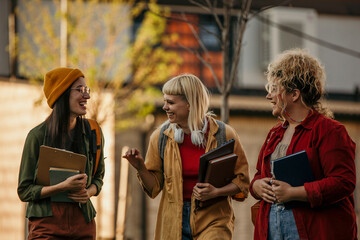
[17,119,105,223]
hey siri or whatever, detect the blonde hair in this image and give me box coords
[266,48,333,119]
[162,73,213,146]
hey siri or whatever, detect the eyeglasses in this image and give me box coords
[71,86,90,96]
[265,83,279,94]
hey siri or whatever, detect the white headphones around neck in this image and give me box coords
[173,117,208,147]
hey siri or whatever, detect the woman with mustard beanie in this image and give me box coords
[17,67,105,239]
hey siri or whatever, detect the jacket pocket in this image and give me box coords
[164,174,174,203]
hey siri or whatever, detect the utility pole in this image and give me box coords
[60,0,68,67]
[8,0,17,79]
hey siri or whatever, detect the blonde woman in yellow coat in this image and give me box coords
[124,74,250,240]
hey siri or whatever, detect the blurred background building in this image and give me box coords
[0,0,359,239]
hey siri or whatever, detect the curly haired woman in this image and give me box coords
[250,49,357,240]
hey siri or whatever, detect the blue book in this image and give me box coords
[271,150,314,208]
[271,150,314,187]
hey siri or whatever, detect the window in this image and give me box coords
[260,7,318,70]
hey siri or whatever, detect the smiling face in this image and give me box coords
[162,94,190,129]
[69,77,90,119]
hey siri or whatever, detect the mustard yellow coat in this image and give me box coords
[137,117,250,240]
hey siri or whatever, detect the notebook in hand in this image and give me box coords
[198,139,235,183]
[198,153,237,208]
[49,167,80,202]
[36,145,86,186]
[204,153,237,188]
[271,150,314,187]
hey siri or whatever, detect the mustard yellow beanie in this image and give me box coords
[44,67,84,108]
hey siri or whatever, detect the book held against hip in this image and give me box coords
[196,139,237,208]
[49,167,80,202]
[36,145,86,186]
[204,153,237,188]
[271,150,314,187]
[271,150,314,208]
[198,139,235,183]
[198,153,238,208]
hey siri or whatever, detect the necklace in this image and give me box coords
[283,108,303,123]
[277,118,288,129]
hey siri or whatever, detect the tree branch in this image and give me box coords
[227,0,252,93]
[221,1,232,91]
[204,0,224,31]
[249,0,293,20]
[147,8,222,45]
[177,42,222,92]
[188,0,209,13]
[180,12,212,61]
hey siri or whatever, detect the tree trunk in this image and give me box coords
[9,0,16,79]
[60,0,68,67]
[221,92,230,123]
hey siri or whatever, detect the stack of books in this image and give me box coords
[49,167,80,202]
[197,139,237,208]
[36,145,86,202]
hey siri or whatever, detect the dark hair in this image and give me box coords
[45,88,83,153]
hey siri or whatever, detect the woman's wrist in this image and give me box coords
[87,184,97,198]
[289,186,308,202]
[136,164,147,173]
[57,181,67,192]
[252,180,262,199]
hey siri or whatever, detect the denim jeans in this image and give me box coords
[268,204,300,240]
[182,201,193,240]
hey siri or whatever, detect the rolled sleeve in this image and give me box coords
[136,171,163,198]
[227,125,250,199]
[304,181,323,207]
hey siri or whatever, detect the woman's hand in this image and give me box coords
[252,178,276,203]
[272,180,300,203]
[193,183,219,201]
[68,188,90,204]
[68,184,97,204]
[68,188,90,203]
[123,147,156,193]
[39,173,87,199]
[62,174,87,192]
[123,148,146,171]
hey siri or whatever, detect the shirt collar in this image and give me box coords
[272,110,319,132]
[296,110,319,130]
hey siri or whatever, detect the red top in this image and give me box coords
[250,111,357,240]
[179,134,205,201]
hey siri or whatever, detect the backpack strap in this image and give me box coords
[86,119,101,176]
[159,123,170,170]
[215,120,226,146]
